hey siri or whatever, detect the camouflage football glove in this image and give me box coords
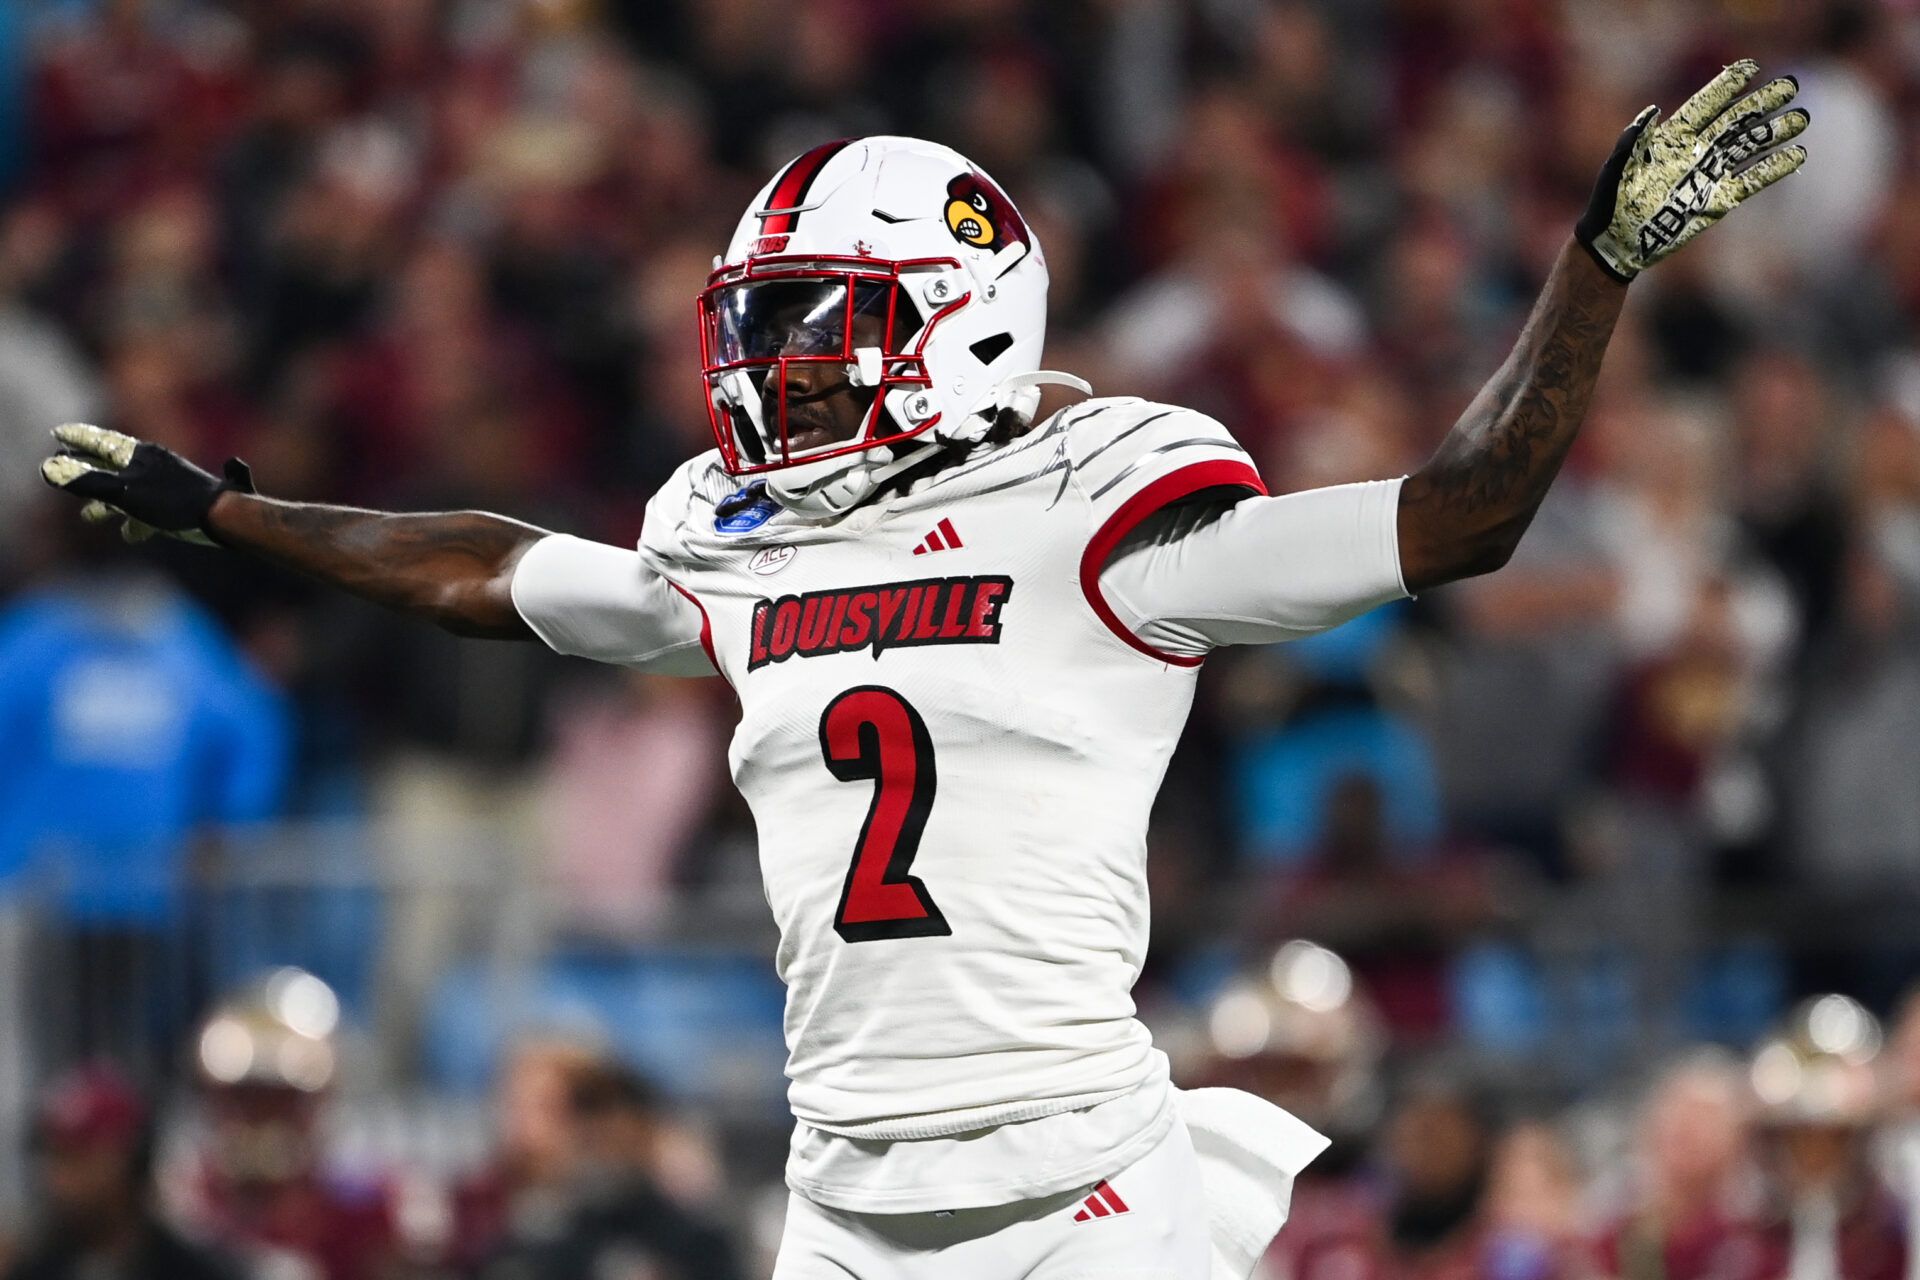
[1577,59,1809,282]
[40,423,255,546]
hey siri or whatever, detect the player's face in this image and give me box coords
[768,307,892,454]
[707,276,915,462]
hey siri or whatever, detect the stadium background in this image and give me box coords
[2,0,1919,1276]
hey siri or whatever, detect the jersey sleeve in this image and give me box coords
[1065,400,1272,664]
[509,534,716,675]
[1098,478,1409,659]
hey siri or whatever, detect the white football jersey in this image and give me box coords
[511,396,1407,1209]
[644,396,1266,1132]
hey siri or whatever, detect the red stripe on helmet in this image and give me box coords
[761,138,853,234]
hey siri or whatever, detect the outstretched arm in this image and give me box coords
[1395,244,1624,591]
[205,494,544,639]
[1099,62,1810,655]
[41,423,544,639]
[1397,59,1807,592]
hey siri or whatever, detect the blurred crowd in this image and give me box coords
[4,968,750,1279]
[3,0,1920,1275]
[1185,946,1920,1280]
[15,953,1920,1280]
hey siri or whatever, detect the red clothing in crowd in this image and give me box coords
[1749,1194,1909,1280]
[1594,1208,1771,1280]
[178,1163,402,1280]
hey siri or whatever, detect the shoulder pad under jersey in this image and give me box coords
[1061,398,1266,525]
[637,449,738,572]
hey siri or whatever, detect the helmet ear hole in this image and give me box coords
[969,333,1014,365]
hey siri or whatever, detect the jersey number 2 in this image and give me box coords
[819,686,952,943]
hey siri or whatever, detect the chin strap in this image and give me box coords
[767,370,1095,517]
[937,370,1093,447]
[765,438,949,517]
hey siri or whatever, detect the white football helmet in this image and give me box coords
[699,135,1086,515]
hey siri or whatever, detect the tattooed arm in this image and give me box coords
[37,421,547,638]
[1087,240,1623,660]
[1396,60,1808,592]
[1395,241,1627,592]
[40,424,712,665]
[206,494,546,639]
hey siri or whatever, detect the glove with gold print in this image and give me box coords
[1577,59,1809,282]
[41,423,255,546]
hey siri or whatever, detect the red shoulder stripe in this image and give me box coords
[1079,459,1267,668]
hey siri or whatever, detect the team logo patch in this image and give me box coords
[715,488,781,533]
[944,172,1029,251]
[749,575,1013,671]
[749,545,797,576]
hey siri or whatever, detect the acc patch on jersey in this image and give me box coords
[715,486,781,534]
[749,545,797,575]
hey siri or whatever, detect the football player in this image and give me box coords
[41,62,1808,1279]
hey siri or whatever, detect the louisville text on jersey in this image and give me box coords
[748,575,1014,670]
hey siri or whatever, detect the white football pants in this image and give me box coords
[771,1114,1211,1279]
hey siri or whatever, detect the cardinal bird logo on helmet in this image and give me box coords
[944,172,1029,251]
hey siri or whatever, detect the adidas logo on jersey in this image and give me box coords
[1071,1179,1130,1223]
[748,575,1014,670]
[911,518,965,555]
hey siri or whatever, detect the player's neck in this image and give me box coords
[871,442,971,503]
